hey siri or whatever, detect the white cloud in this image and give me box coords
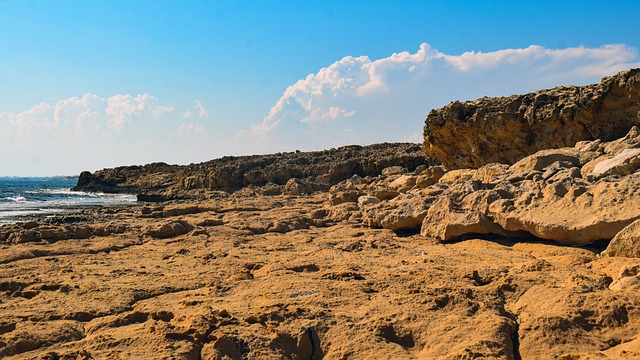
[182,110,193,119]
[194,99,209,119]
[244,43,640,152]
[105,93,174,131]
[177,122,205,139]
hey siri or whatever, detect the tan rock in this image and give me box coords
[421,196,521,241]
[491,174,640,245]
[604,219,640,258]
[388,175,417,192]
[415,165,446,188]
[424,69,640,169]
[381,166,407,176]
[438,169,476,185]
[590,148,640,179]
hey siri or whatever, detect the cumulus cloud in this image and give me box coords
[0,92,214,175]
[245,43,640,151]
[0,93,176,142]
[105,93,174,131]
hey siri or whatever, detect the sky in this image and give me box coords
[1,0,639,176]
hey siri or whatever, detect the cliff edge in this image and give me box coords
[424,68,640,169]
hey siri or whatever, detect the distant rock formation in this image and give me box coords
[423,68,640,169]
[73,143,433,198]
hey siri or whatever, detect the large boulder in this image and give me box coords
[424,68,640,169]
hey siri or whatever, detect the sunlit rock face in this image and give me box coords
[423,68,640,170]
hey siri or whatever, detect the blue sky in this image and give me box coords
[1,1,639,175]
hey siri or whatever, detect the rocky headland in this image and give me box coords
[1,69,640,359]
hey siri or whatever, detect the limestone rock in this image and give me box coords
[388,175,417,193]
[415,165,446,188]
[604,219,640,258]
[73,143,432,196]
[424,68,640,169]
[590,148,640,179]
[145,220,194,239]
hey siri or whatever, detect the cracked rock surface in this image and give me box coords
[1,193,640,359]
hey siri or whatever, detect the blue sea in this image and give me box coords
[0,176,137,225]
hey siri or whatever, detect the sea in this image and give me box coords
[0,176,137,225]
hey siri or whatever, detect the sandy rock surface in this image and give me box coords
[1,192,640,359]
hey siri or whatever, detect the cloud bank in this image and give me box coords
[244,43,640,152]
[0,94,211,175]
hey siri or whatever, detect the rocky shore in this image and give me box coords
[1,69,639,359]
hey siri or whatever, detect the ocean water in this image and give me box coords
[0,176,137,225]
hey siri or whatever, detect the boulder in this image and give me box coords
[415,166,446,188]
[590,148,640,179]
[604,219,640,258]
[388,175,417,192]
[424,69,640,169]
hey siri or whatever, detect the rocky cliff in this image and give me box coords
[423,68,640,169]
[73,143,432,199]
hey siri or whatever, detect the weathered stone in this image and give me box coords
[146,220,194,239]
[415,166,446,188]
[604,219,640,258]
[283,178,314,195]
[382,166,407,176]
[590,148,640,179]
[388,175,417,193]
[357,196,380,207]
[424,69,640,169]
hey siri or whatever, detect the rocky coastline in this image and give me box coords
[1,69,640,359]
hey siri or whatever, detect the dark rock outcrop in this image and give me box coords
[73,143,433,198]
[424,68,640,169]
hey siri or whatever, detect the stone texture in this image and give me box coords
[2,194,640,359]
[604,219,640,258]
[73,143,432,197]
[424,68,640,169]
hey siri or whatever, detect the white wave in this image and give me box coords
[5,196,27,203]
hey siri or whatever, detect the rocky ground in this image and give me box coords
[1,193,640,360]
[1,69,640,359]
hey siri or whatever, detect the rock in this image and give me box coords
[590,148,640,179]
[388,175,417,192]
[490,173,640,245]
[357,196,380,207]
[295,328,324,360]
[329,191,364,206]
[146,220,194,239]
[201,336,242,360]
[421,196,523,241]
[373,189,400,201]
[438,169,476,185]
[283,178,314,195]
[424,68,640,169]
[604,219,640,258]
[382,166,407,176]
[73,143,432,196]
[162,205,200,217]
[362,194,431,231]
[609,264,640,291]
[415,166,446,188]
[509,148,594,172]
